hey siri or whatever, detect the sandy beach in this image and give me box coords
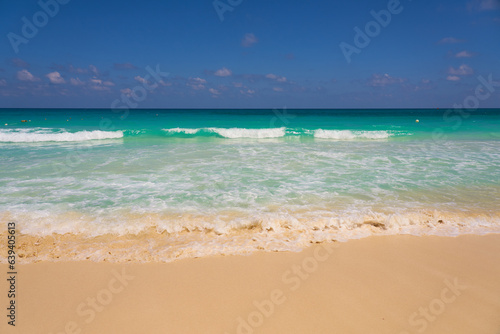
[1,234,500,334]
[2,0,500,333]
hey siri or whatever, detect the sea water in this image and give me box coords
[1,109,499,262]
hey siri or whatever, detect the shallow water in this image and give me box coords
[1,108,499,262]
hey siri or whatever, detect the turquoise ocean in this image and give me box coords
[1,108,499,261]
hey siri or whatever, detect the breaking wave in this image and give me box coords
[0,128,123,143]
[162,127,400,140]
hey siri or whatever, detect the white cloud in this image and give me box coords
[11,58,29,68]
[187,77,206,90]
[134,76,148,84]
[266,73,287,83]
[114,63,138,70]
[240,89,255,95]
[455,50,474,58]
[192,77,206,84]
[438,37,465,44]
[89,78,114,86]
[17,69,39,82]
[273,87,284,92]
[121,88,132,95]
[50,64,90,74]
[414,79,433,91]
[215,67,232,77]
[367,73,406,87]
[480,0,499,9]
[447,75,461,81]
[70,77,85,86]
[241,33,258,47]
[209,88,220,95]
[233,82,243,87]
[73,66,88,74]
[88,77,114,91]
[46,71,65,84]
[90,85,110,91]
[448,64,473,75]
[468,0,500,11]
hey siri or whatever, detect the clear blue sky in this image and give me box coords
[0,0,499,108]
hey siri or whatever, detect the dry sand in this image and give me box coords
[1,234,500,334]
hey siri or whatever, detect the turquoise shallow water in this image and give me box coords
[2,108,499,141]
[0,108,499,260]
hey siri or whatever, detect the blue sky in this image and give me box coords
[0,0,499,108]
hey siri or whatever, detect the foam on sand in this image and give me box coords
[2,209,499,263]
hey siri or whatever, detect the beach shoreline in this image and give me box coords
[1,234,500,334]
[3,208,500,264]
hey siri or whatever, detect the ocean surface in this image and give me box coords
[1,108,499,262]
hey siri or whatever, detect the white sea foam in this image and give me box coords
[208,127,286,138]
[162,128,397,139]
[0,128,123,142]
[314,129,392,140]
[2,209,499,263]
[163,127,395,140]
[164,127,199,134]
[162,127,286,138]
[6,208,500,238]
